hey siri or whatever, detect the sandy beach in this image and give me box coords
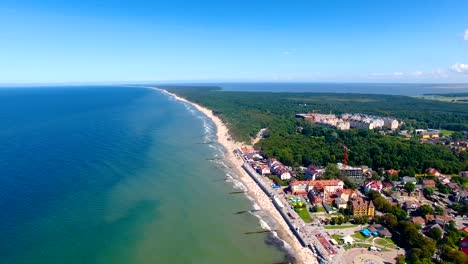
[156,88,318,264]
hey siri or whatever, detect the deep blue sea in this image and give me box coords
[0,86,289,264]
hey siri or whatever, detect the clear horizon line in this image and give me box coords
[2,80,468,87]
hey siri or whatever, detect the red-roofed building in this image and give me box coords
[425,215,435,222]
[438,176,450,184]
[364,181,383,193]
[386,169,399,176]
[423,180,436,189]
[426,168,441,177]
[411,216,426,227]
[240,145,256,154]
[460,236,468,255]
[290,179,344,196]
[337,189,357,202]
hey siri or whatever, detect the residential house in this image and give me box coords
[337,189,357,202]
[436,215,453,225]
[268,158,280,167]
[391,181,404,189]
[269,158,292,180]
[391,194,405,205]
[334,197,347,209]
[425,215,453,226]
[460,236,468,255]
[352,197,375,217]
[452,190,468,203]
[382,182,394,193]
[364,181,383,193]
[423,180,436,189]
[411,216,426,228]
[256,164,270,175]
[403,200,420,214]
[305,165,324,180]
[240,145,257,154]
[309,179,344,193]
[383,118,399,130]
[276,167,292,180]
[290,179,344,198]
[386,169,399,177]
[426,168,441,177]
[368,224,392,237]
[447,182,460,192]
[438,176,451,184]
[290,181,309,195]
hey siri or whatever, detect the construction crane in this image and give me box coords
[337,142,350,166]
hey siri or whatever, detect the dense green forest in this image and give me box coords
[162,86,468,173]
[257,123,467,174]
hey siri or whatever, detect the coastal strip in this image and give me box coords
[154,87,318,264]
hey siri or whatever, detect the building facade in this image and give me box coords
[352,197,375,217]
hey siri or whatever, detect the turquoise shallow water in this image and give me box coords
[0,86,290,264]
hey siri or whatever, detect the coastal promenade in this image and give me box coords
[242,162,332,263]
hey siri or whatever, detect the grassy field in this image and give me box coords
[324,224,358,230]
[375,237,397,249]
[352,232,368,241]
[356,243,372,249]
[332,234,344,241]
[312,205,325,213]
[294,207,312,223]
[441,129,455,136]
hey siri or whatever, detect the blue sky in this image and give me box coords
[0,0,467,83]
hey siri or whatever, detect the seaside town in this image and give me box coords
[232,112,468,264]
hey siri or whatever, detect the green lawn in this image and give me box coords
[312,205,325,213]
[294,207,312,223]
[441,129,455,136]
[375,237,397,249]
[332,234,344,242]
[324,224,357,230]
[356,243,372,249]
[352,232,368,241]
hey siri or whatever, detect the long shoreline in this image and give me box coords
[154,87,318,264]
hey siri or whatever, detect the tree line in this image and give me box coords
[164,86,468,174]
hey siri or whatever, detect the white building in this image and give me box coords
[383,118,399,130]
